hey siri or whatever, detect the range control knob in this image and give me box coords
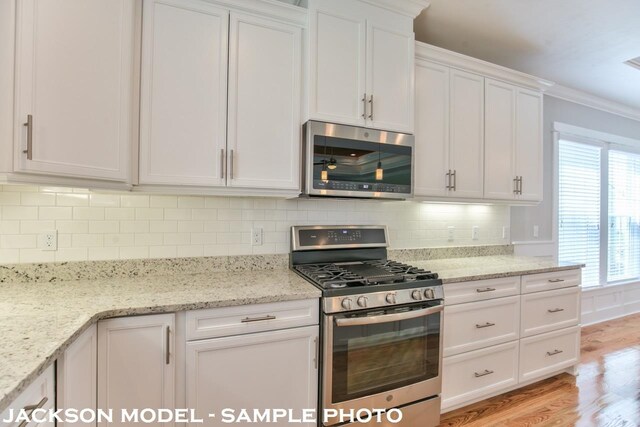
[357,296,368,308]
[341,298,353,310]
[411,290,423,301]
[424,288,435,299]
[385,293,397,304]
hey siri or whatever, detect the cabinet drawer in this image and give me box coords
[519,325,580,383]
[444,276,520,305]
[444,296,520,356]
[186,298,319,341]
[442,341,518,411]
[521,287,580,337]
[521,269,581,294]
[1,365,55,427]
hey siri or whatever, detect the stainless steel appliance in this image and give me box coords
[302,121,414,200]
[290,225,443,426]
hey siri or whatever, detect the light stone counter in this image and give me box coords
[409,255,583,283]
[0,269,320,413]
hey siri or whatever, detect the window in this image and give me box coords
[558,136,640,287]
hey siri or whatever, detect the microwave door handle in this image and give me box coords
[334,304,444,327]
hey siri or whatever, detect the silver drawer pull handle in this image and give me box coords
[241,315,276,323]
[475,322,496,329]
[23,114,33,160]
[474,369,494,378]
[546,349,563,356]
[548,308,565,313]
[548,278,565,283]
[476,287,496,293]
[18,397,48,427]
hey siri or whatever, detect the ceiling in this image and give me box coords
[414,0,640,111]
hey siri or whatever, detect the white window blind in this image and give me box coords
[608,150,640,282]
[558,140,601,287]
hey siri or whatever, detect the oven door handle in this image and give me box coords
[334,304,444,327]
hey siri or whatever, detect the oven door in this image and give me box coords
[322,301,443,423]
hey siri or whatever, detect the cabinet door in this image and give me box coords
[227,13,301,190]
[308,1,366,127]
[515,88,543,202]
[449,69,485,199]
[57,324,97,427]
[186,326,319,427]
[98,314,175,427]
[414,60,449,197]
[13,0,136,181]
[139,0,228,186]
[366,21,414,133]
[484,79,516,200]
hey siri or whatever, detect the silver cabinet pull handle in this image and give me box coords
[368,94,374,119]
[446,170,451,190]
[241,315,276,323]
[220,148,225,179]
[548,308,565,313]
[476,287,496,293]
[548,278,565,283]
[452,170,457,191]
[474,369,494,378]
[513,176,519,194]
[165,326,171,365]
[23,114,33,160]
[362,93,367,119]
[519,176,523,194]
[546,349,563,356]
[475,322,496,329]
[230,149,235,179]
[17,396,48,427]
[314,336,319,369]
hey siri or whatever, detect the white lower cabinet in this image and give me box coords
[97,313,176,427]
[0,366,55,427]
[186,326,319,427]
[442,341,518,410]
[442,269,582,413]
[57,324,98,427]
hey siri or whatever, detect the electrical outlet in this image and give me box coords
[252,227,263,246]
[472,226,479,240]
[502,226,509,239]
[533,225,539,238]
[447,226,455,242]
[40,230,58,251]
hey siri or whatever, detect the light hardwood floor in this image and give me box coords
[439,313,640,426]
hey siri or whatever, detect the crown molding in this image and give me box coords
[415,41,554,92]
[359,0,430,18]
[546,84,640,122]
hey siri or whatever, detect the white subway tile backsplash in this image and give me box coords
[0,186,511,263]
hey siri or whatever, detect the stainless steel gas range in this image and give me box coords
[290,225,443,427]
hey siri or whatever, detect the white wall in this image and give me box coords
[0,185,510,264]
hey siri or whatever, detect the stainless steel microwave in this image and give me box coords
[302,121,414,199]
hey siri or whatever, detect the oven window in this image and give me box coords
[331,303,440,403]
[312,135,412,192]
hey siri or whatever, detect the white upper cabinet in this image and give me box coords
[366,19,414,133]
[308,0,416,133]
[308,5,366,126]
[484,79,517,200]
[515,88,543,202]
[414,60,449,197]
[13,0,137,181]
[226,12,302,190]
[449,69,485,199]
[139,0,228,186]
[139,0,303,192]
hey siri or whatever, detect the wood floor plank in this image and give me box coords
[439,313,640,426]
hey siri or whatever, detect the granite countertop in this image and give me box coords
[0,269,320,413]
[409,255,583,283]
